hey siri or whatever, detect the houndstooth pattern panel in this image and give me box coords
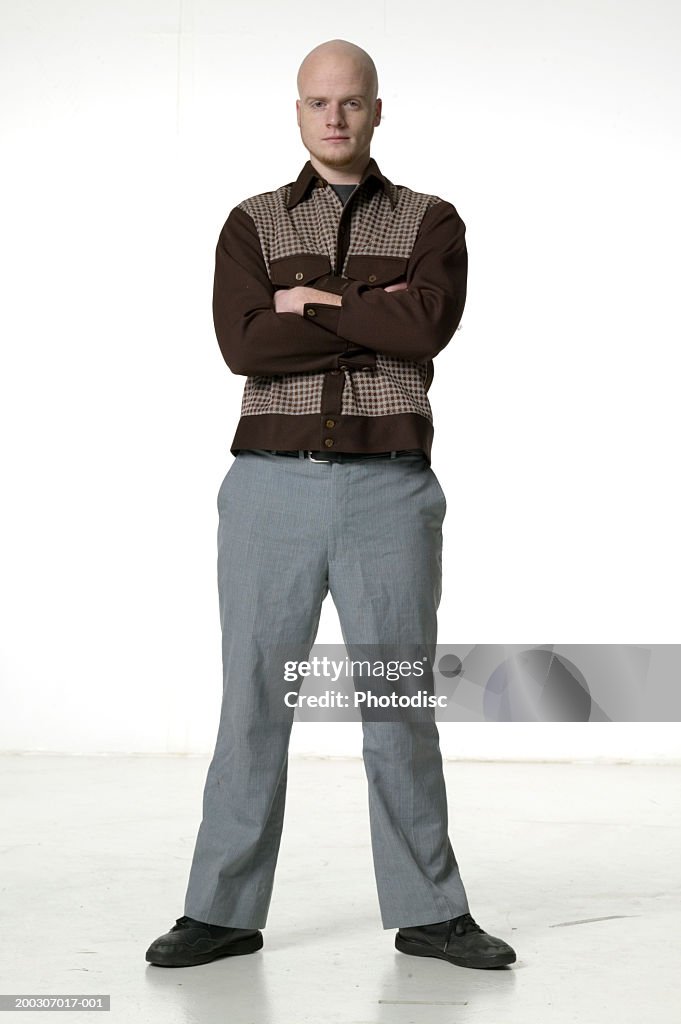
[341,357,433,420]
[238,181,441,273]
[240,371,325,416]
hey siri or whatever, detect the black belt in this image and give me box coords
[268,449,423,463]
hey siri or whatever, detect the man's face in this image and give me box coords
[296,54,381,176]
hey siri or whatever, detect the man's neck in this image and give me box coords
[309,154,371,185]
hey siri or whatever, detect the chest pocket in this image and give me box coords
[270,253,332,287]
[345,255,409,286]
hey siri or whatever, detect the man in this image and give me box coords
[146,39,516,971]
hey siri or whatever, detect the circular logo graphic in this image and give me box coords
[483,649,592,721]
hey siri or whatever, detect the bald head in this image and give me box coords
[297,39,379,105]
[295,39,382,180]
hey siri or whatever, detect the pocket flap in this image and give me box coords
[270,254,332,286]
[345,255,409,286]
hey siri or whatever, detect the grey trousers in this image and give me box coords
[183,449,470,929]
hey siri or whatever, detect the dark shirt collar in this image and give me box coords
[287,156,397,210]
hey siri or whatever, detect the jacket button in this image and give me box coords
[324,438,334,448]
[368,273,377,283]
[295,272,304,280]
[325,419,335,429]
[306,307,316,317]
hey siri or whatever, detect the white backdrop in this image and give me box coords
[1,1,679,760]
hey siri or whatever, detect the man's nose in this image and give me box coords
[326,104,346,126]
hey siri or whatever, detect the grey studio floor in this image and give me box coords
[1,755,680,1024]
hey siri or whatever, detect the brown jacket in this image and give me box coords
[212,156,467,464]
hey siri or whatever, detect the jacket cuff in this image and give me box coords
[301,302,376,370]
[302,302,342,333]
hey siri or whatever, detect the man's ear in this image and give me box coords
[374,98,382,126]
[296,99,301,127]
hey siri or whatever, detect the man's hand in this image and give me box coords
[273,280,408,315]
[273,286,341,315]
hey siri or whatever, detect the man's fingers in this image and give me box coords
[383,281,408,292]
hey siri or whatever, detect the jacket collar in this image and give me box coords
[287,156,397,210]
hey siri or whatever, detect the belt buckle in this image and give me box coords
[307,450,332,463]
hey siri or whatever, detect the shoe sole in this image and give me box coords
[395,933,516,969]
[146,931,263,967]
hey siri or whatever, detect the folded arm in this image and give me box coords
[300,200,468,363]
[212,207,375,376]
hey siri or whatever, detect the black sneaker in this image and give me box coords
[395,912,516,969]
[145,915,263,967]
